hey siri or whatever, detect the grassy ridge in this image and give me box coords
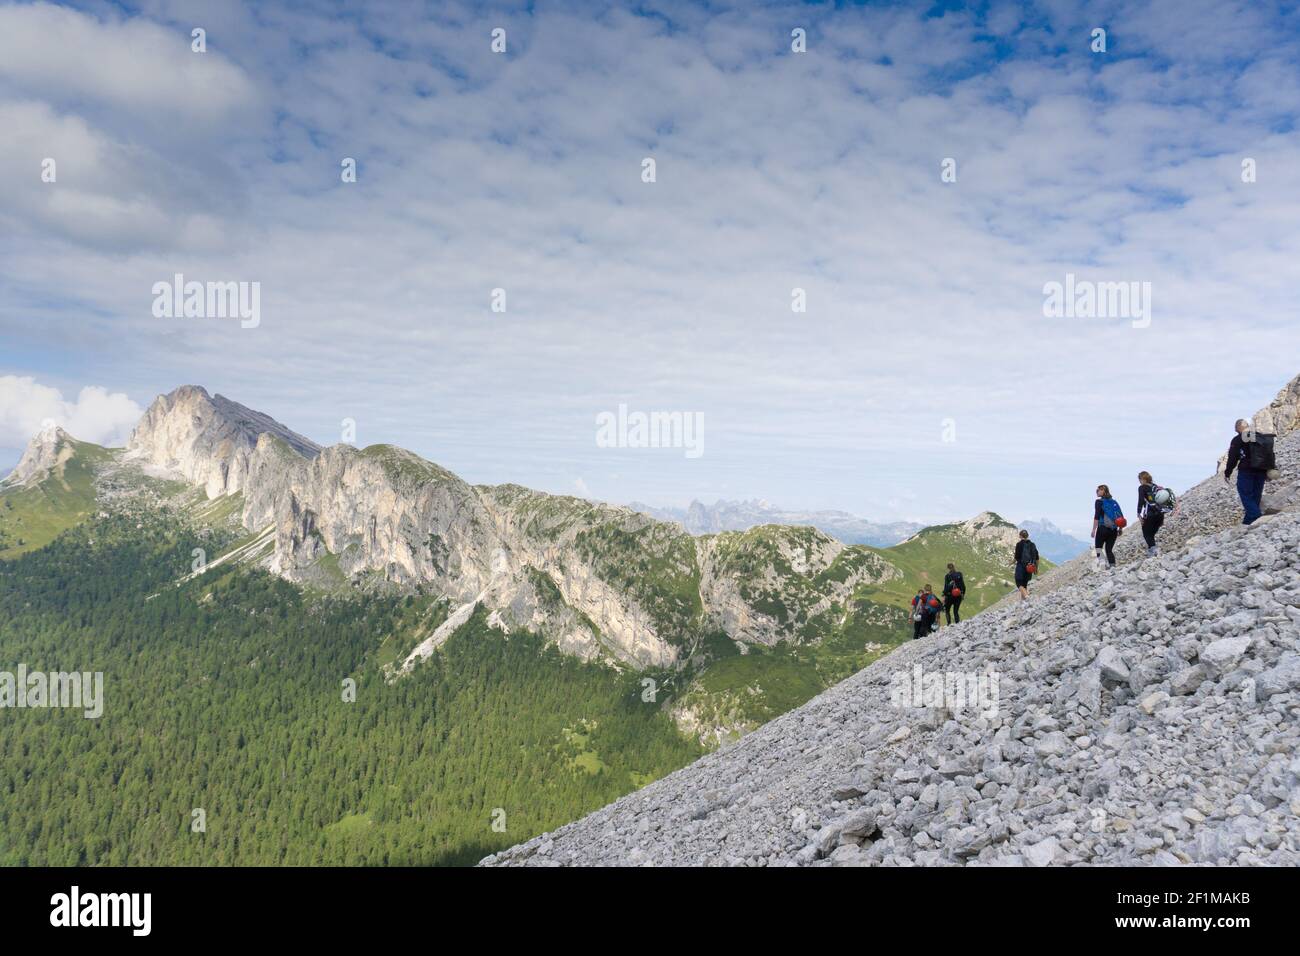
[0,439,111,558]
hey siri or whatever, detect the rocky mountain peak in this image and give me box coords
[1252,370,1300,437]
[2,424,77,487]
[125,384,321,498]
[960,511,1012,533]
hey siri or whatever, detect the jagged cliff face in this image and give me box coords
[698,525,900,646]
[126,385,321,499]
[269,443,499,594]
[476,486,700,667]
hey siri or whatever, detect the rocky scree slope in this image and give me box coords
[482,416,1300,866]
[1000,372,1300,611]
[483,511,1300,867]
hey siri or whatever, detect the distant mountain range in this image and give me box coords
[630,498,1090,561]
[628,499,924,547]
[1019,519,1091,563]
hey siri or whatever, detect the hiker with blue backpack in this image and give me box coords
[1137,471,1176,556]
[1223,419,1278,525]
[1092,484,1125,570]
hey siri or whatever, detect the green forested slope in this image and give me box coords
[0,515,700,866]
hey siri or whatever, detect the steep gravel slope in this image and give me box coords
[482,377,1300,868]
[997,375,1300,610]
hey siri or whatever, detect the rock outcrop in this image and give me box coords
[125,385,321,499]
[2,424,76,487]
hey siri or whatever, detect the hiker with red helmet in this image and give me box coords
[942,562,965,625]
[1092,483,1124,570]
[910,584,942,639]
[1013,529,1038,601]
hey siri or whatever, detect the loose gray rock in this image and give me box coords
[481,397,1300,867]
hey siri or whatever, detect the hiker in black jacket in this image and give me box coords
[1136,470,1173,556]
[1013,530,1037,601]
[1223,419,1268,525]
[942,563,965,624]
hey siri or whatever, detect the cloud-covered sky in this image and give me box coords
[1,0,1297,533]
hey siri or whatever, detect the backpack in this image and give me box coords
[1243,431,1277,472]
[948,572,965,596]
[1021,541,1038,572]
[1144,484,1175,517]
[1099,497,1123,529]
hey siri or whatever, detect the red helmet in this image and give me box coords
[1115,516,1128,528]
[951,587,962,598]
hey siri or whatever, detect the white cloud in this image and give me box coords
[0,3,258,121]
[0,3,261,254]
[0,376,142,449]
[0,1,1297,528]
[0,100,233,252]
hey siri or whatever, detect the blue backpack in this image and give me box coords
[1100,497,1124,529]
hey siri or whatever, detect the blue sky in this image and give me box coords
[2,0,1298,534]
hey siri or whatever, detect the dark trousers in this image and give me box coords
[912,617,927,640]
[944,595,962,624]
[1141,512,1164,548]
[1095,526,1118,565]
[1237,470,1265,524]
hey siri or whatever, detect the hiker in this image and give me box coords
[910,585,941,639]
[910,588,927,639]
[1137,471,1176,556]
[942,562,965,624]
[1223,419,1276,525]
[1092,484,1124,569]
[1013,530,1038,600]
